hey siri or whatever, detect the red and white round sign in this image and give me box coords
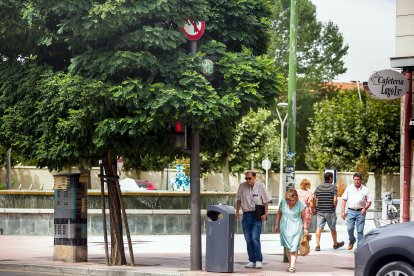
[180,20,205,41]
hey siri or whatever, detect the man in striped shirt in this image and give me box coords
[313,172,344,251]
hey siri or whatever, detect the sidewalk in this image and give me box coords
[0,221,376,276]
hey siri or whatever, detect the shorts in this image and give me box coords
[316,212,337,230]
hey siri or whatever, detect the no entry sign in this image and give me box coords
[180,20,205,41]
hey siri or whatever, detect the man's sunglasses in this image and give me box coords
[245,177,252,180]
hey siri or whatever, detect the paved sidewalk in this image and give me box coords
[0,221,376,276]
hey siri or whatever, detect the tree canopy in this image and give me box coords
[270,0,348,83]
[306,91,400,174]
[0,0,283,171]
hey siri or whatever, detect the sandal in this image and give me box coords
[286,267,296,273]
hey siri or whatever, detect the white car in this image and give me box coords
[119,178,156,191]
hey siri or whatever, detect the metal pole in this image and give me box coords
[351,80,362,101]
[402,70,412,222]
[276,108,288,204]
[284,0,298,263]
[189,40,202,270]
[356,81,362,101]
[286,0,298,191]
[190,129,202,270]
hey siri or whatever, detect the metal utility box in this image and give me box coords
[53,173,88,262]
[205,204,235,273]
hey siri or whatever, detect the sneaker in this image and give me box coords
[255,261,263,269]
[315,245,320,251]
[333,241,344,249]
[348,241,355,250]
[286,267,296,273]
[245,262,255,268]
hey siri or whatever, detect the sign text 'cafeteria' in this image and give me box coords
[367,69,409,100]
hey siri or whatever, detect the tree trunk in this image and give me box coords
[222,156,230,192]
[160,169,166,190]
[102,153,126,265]
[135,169,142,180]
[374,172,382,210]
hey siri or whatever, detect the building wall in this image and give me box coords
[396,0,414,221]
[396,0,414,57]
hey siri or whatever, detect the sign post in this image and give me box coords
[261,158,271,189]
[179,19,205,271]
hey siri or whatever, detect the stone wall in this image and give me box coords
[0,167,401,204]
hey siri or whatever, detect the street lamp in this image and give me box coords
[276,102,288,205]
[351,80,362,101]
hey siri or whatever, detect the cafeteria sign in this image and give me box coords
[367,69,409,100]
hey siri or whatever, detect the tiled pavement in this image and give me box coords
[0,221,376,276]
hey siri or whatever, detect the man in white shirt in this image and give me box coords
[341,172,372,250]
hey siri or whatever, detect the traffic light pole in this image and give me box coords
[189,40,202,270]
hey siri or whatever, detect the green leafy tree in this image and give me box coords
[270,0,348,83]
[355,153,369,184]
[0,0,283,264]
[270,0,349,169]
[306,92,365,171]
[230,108,280,173]
[306,91,400,176]
[365,98,400,174]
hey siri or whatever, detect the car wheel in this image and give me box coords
[376,261,414,276]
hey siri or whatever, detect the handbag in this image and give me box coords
[299,233,312,256]
[255,205,265,220]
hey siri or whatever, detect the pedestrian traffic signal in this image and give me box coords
[175,120,183,133]
[171,120,188,149]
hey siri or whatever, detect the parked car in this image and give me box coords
[354,221,414,276]
[119,178,156,191]
[135,179,156,190]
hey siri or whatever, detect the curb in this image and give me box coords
[0,263,183,276]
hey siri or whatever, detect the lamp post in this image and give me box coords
[276,102,288,204]
[350,80,362,101]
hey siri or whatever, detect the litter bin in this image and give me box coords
[206,204,235,273]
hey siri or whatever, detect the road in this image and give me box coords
[0,271,68,276]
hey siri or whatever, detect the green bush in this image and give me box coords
[0,183,6,190]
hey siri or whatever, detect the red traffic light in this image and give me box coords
[175,120,183,133]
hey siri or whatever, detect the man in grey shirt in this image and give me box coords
[236,170,272,269]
